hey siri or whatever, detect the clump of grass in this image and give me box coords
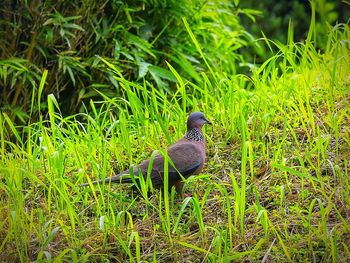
[1,19,349,263]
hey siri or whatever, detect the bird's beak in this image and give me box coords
[205,118,212,125]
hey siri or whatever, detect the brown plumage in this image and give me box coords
[81,112,211,192]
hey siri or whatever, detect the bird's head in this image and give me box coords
[187,112,212,130]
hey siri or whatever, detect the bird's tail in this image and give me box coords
[78,168,139,187]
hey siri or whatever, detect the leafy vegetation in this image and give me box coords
[239,0,350,62]
[0,0,252,123]
[1,0,350,262]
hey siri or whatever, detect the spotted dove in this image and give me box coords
[81,112,211,192]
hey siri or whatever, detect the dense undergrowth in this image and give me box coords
[0,0,252,122]
[1,9,350,263]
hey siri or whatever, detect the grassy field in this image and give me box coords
[1,21,349,262]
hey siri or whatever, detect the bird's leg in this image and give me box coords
[174,181,184,197]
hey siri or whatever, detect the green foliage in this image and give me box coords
[0,18,349,261]
[1,0,349,261]
[238,0,350,62]
[0,0,252,125]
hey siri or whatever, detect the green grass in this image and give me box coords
[1,22,349,262]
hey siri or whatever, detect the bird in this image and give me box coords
[80,112,211,193]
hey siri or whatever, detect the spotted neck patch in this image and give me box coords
[185,128,204,142]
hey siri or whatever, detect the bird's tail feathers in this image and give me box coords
[78,169,140,187]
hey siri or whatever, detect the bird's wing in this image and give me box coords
[167,142,204,175]
[106,141,204,187]
[145,142,204,187]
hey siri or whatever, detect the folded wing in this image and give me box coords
[113,142,204,188]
